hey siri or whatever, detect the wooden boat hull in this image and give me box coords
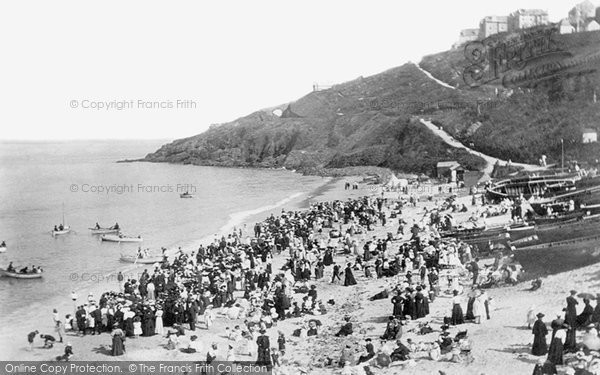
[101,235,142,243]
[120,256,163,264]
[0,268,43,279]
[486,174,580,202]
[89,228,120,235]
[513,234,600,278]
[513,214,600,247]
[180,194,194,198]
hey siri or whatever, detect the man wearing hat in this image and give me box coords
[531,312,548,356]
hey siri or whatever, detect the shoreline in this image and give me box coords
[0,175,346,360]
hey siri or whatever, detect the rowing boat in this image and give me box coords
[89,227,120,235]
[180,192,194,198]
[0,268,43,279]
[52,226,71,236]
[120,255,163,264]
[101,234,143,243]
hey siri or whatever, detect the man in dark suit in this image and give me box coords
[187,299,198,331]
[256,329,271,367]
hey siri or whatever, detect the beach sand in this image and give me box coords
[2,177,591,375]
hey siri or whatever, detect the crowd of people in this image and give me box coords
[28,186,512,373]
[530,290,600,374]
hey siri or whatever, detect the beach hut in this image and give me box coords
[436,161,465,183]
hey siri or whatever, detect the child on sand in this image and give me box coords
[27,330,38,351]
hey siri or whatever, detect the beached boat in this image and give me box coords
[120,255,163,264]
[0,268,43,279]
[101,234,143,243]
[486,173,581,202]
[513,234,600,277]
[52,226,71,236]
[512,213,600,247]
[180,192,194,198]
[89,227,120,235]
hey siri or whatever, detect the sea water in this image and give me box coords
[0,140,329,328]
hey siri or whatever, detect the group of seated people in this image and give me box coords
[5,262,43,274]
[53,224,65,231]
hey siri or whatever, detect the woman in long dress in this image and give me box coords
[547,324,567,365]
[111,325,125,356]
[531,313,548,356]
[451,290,464,325]
[344,263,357,286]
[155,308,164,336]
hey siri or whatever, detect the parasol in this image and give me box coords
[578,292,596,300]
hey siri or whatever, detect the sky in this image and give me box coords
[0,0,589,140]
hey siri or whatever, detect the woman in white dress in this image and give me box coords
[472,290,484,324]
[155,307,164,335]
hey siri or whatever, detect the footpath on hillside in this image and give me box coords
[419,118,543,182]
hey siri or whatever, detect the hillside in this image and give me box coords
[144,29,600,175]
[420,29,600,165]
[144,63,486,175]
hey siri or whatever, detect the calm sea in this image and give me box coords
[0,140,328,327]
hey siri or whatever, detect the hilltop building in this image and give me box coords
[479,16,508,38]
[583,19,600,31]
[507,9,549,32]
[583,128,598,143]
[559,18,576,34]
[453,28,479,48]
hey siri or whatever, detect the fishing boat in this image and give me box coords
[486,173,581,202]
[512,213,600,247]
[0,268,43,279]
[101,234,143,243]
[89,227,120,235]
[513,234,600,278]
[180,192,194,198]
[120,255,163,264]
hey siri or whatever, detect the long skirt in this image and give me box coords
[112,335,125,356]
[547,337,563,365]
[451,304,464,325]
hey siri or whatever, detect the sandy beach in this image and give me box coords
[3,177,595,375]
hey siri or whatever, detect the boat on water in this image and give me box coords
[120,255,163,264]
[180,192,194,198]
[52,226,71,236]
[0,268,43,279]
[101,234,143,243]
[52,203,71,236]
[89,227,120,235]
[513,234,600,278]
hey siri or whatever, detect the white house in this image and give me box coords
[583,19,600,32]
[583,128,598,143]
[559,18,576,34]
